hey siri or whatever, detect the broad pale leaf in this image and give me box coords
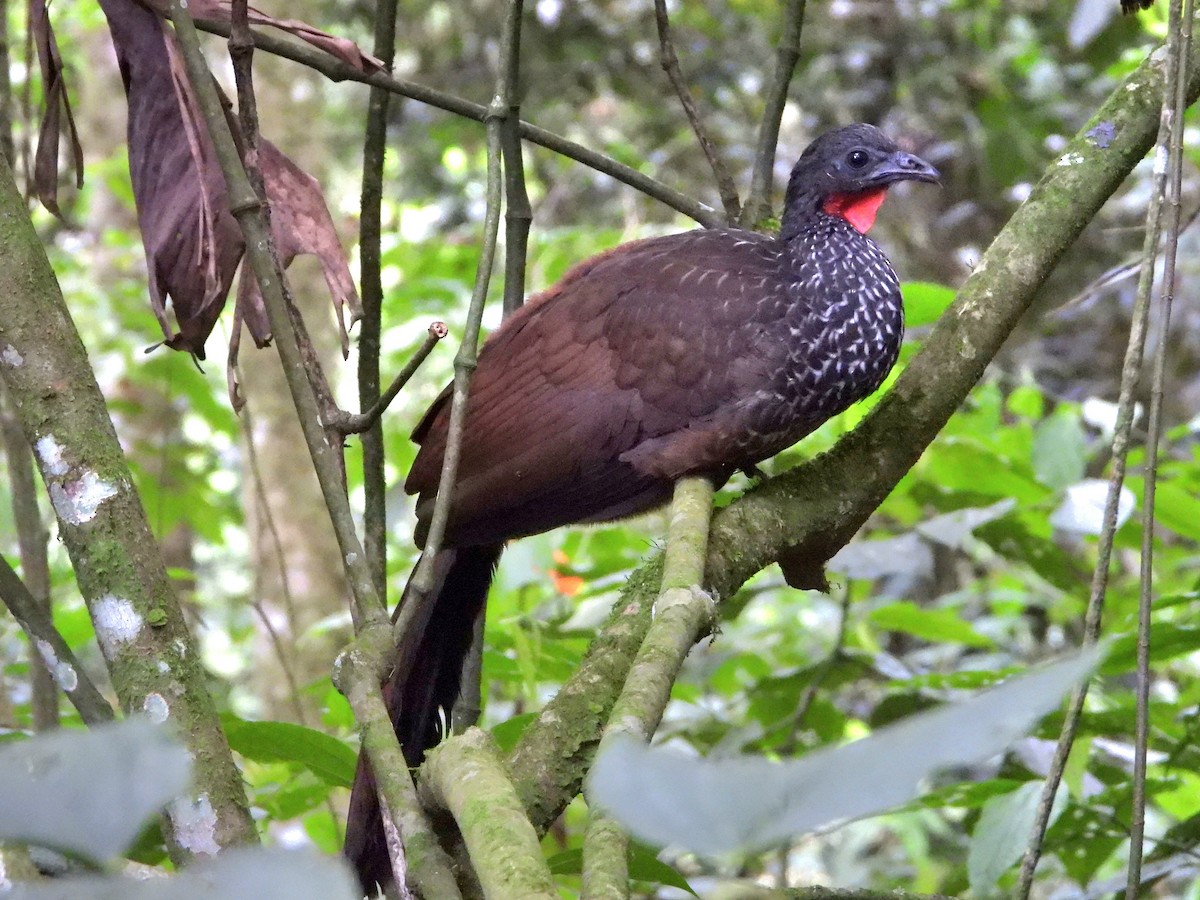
[8,847,358,900]
[0,719,190,861]
[589,648,1100,855]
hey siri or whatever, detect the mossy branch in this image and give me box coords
[581,476,715,897]
[423,728,558,900]
[0,152,256,859]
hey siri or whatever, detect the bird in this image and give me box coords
[343,123,939,893]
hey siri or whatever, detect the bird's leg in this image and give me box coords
[741,463,767,481]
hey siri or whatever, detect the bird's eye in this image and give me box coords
[846,149,870,168]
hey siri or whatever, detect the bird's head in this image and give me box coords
[782,123,940,238]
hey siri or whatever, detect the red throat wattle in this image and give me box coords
[822,188,887,234]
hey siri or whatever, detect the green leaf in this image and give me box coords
[1101,625,1200,674]
[629,842,699,896]
[1032,409,1087,489]
[968,781,1065,896]
[926,440,1050,504]
[1151,479,1200,541]
[222,717,356,788]
[869,601,995,648]
[490,713,538,753]
[902,281,957,327]
[546,844,698,896]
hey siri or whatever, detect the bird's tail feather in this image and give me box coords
[343,543,503,895]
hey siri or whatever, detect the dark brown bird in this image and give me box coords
[344,123,939,892]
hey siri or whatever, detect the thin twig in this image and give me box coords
[336,322,447,435]
[0,554,115,725]
[227,4,349,475]
[1,387,58,729]
[499,0,531,315]
[227,1,260,189]
[1051,200,1200,316]
[405,23,514,603]
[242,406,307,720]
[165,0,382,623]
[653,0,740,221]
[1127,3,1193,895]
[1015,21,1191,897]
[741,0,806,228]
[188,17,720,226]
[0,0,14,165]
[358,0,400,599]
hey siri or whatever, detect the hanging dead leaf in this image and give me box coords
[100,0,244,358]
[98,0,361,370]
[234,140,362,356]
[30,0,85,216]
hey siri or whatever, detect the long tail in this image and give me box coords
[343,543,503,895]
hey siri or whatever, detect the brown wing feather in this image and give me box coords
[408,229,797,547]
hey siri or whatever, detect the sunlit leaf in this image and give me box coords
[870,601,995,648]
[222,717,356,788]
[901,281,957,327]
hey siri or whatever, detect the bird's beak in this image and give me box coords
[870,150,941,187]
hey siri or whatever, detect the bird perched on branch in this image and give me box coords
[344,123,939,893]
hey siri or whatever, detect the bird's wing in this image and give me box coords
[407,229,806,545]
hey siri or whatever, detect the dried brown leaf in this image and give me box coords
[30,0,85,216]
[100,0,245,358]
[101,0,360,370]
[234,141,362,356]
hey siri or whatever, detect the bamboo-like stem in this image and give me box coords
[423,728,557,900]
[499,0,531,316]
[405,2,516,602]
[1014,18,1197,897]
[164,0,383,626]
[581,476,715,898]
[162,5,465,891]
